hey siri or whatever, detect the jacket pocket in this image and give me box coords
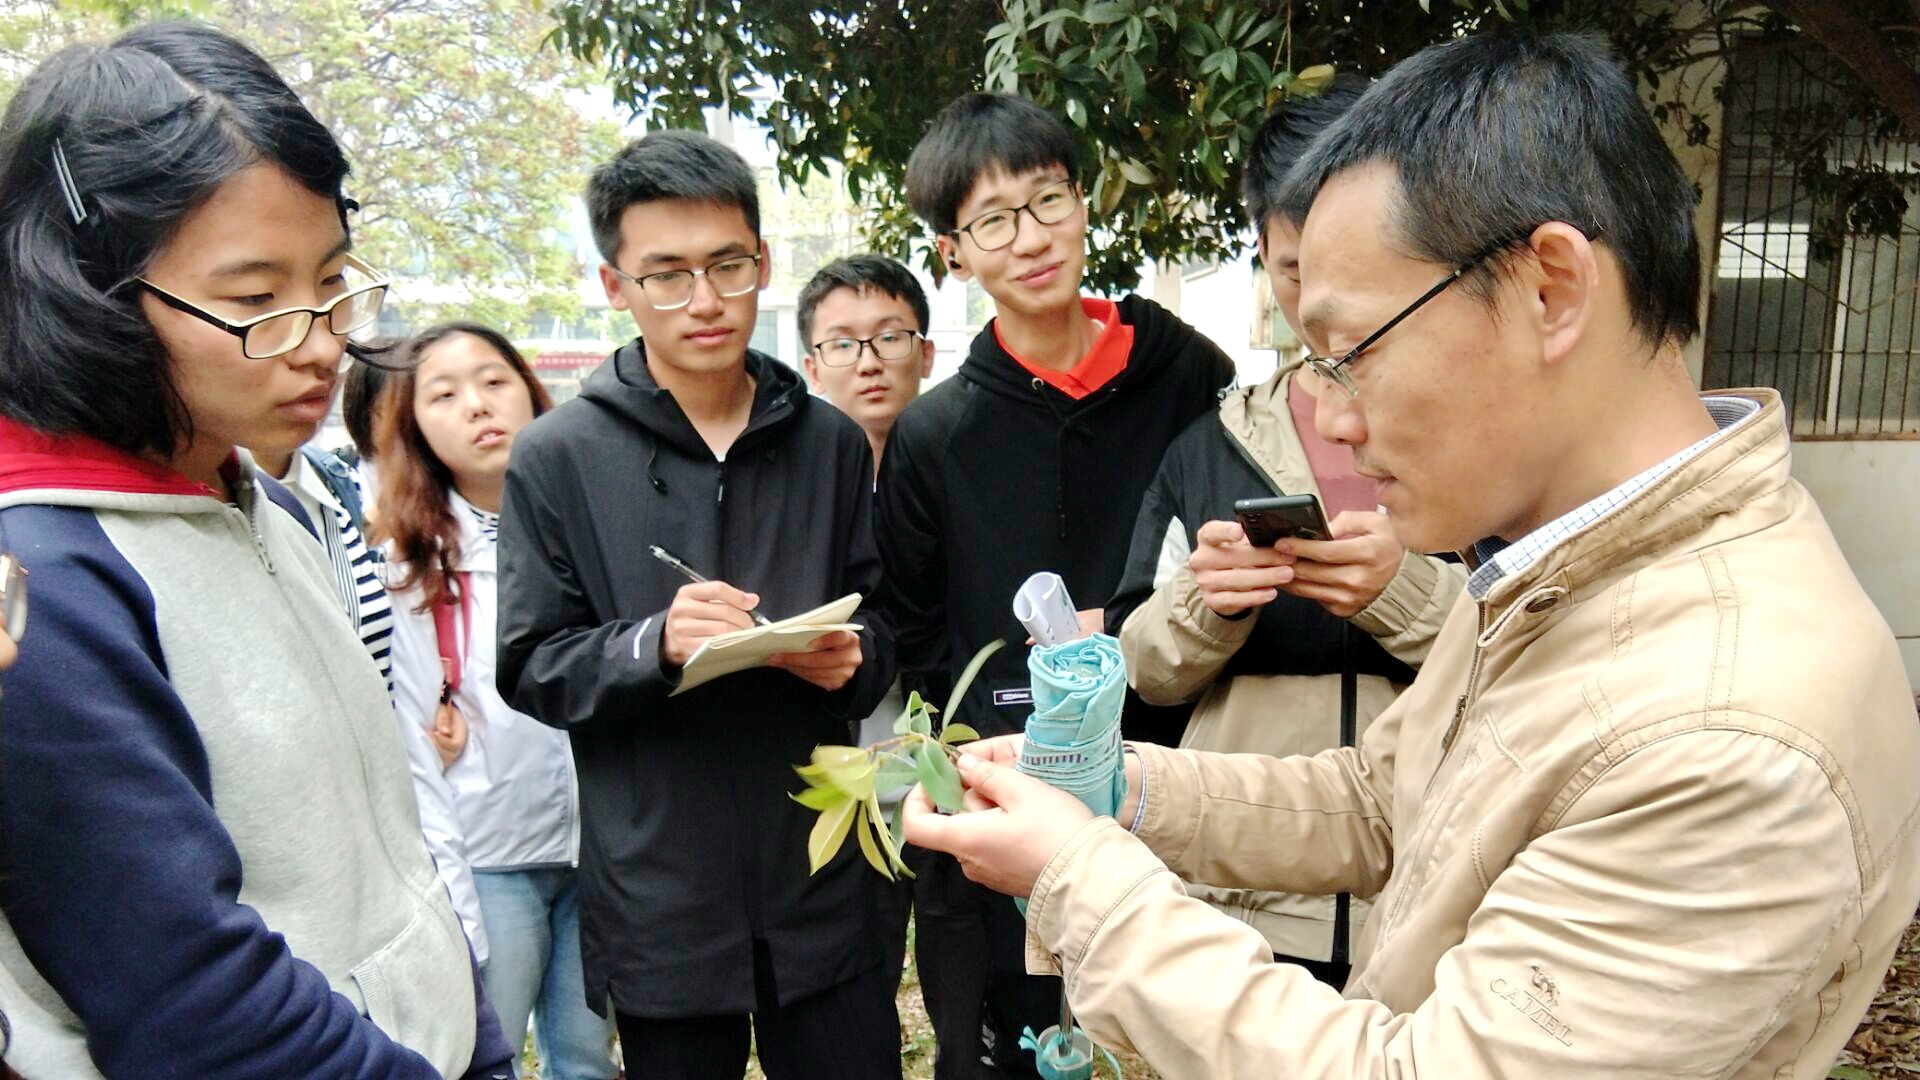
[348,953,394,1028]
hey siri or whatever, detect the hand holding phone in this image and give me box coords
[1233,494,1331,547]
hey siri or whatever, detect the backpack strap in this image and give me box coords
[432,571,473,702]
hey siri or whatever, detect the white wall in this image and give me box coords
[1788,441,1920,684]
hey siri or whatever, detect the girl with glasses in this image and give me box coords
[0,22,511,1080]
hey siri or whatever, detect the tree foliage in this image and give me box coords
[551,0,1918,292]
[3,0,620,331]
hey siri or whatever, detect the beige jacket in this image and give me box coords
[1119,360,1464,959]
[1027,389,1920,1079]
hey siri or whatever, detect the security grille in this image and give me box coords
[1703,39,1920,439]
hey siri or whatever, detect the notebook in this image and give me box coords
[669,592,864,696]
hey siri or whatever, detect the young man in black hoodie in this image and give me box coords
[495,130,898,1080]
[878,93,1235,1080]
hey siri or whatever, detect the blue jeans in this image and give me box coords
[473,867,619,1080]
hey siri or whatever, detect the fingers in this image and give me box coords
[958,734,1024,766]
[676,579,760,613]
[1195,518,1247,547]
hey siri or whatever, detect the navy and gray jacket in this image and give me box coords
[0,418,511,1080]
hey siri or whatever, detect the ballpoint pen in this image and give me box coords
[649,545,773,626]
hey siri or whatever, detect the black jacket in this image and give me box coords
[496,342,894,1018]
[876,295,1235,743]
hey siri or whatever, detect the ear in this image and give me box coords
[919,336,936,379]
[936,234,972,282]
[1255,230,1269,267]
[1525,222,1598,369]
[756,239,773,290]
[598,264,631,312]
[802,352,823,393]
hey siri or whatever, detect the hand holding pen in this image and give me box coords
[650,546,772,627]
[651,545,773,670]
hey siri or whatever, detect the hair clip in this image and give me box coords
[50,139,87,225]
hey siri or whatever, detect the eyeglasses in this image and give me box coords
[1303,261,1474,399]
[138,254,389,364]
[949,179,1081,252]
[0,553,26,644]
[811,330,924,367]
[608,253,763,311]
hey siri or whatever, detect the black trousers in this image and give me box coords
[908,846,1058,1080]
[614,941,900,1080]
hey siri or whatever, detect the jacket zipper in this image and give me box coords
[236,501,276,574]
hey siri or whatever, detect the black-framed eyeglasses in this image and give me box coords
[948,179,1081,252]
[0,552,26,644]
[608,253,763,311]
[1302,258,1479,399]
[1305,228,1603,398]
[140,253,389,363]
[137,253,389,364]
[810,329,924,367]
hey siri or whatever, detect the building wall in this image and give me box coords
[1789,441,1920,681]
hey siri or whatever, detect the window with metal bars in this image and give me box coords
[1704,40,1919,439]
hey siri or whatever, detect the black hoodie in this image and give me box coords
[496,342,894,1018]
[877,294,1235,743]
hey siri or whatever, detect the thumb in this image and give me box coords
[954,753,1027,808]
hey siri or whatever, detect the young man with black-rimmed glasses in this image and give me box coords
[496,130,899,1080]
[877,94,1235,1079]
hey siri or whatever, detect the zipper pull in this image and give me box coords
[239,507,276,574]
[1442,694,1467,751]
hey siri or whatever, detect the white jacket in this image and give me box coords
[387,493,580,964]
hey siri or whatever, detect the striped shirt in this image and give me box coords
[1468,396,1762,599]
[283,453,395,691]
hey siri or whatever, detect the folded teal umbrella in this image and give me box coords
[1010,573,1130,1080]
[1018,632,1129,821]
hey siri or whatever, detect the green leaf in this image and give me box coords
[1827,1068,1872,1080]
[797,745,877,799]
[1293,63,1336,95]
[874,751,920,793]
[1065,96,1086,128]
[1118,158,1157,185]
[854,802,892,878]
[806,795,857,873]
[916,745,966,813]
[941,722,982,746]
[942,638,1006,722]
[868,792,911,875]
[1082,1,1126,26]
[790,785,847,811]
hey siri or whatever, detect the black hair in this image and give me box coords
[1242,75,1369,232]
[340,358,389,461]
[796,254,931,346]
[905,93,1079,235]
[1278,33,1701,349]
[0,21,354,458]
[586,130,761,266]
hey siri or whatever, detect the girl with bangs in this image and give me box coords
[375,323,618,1080]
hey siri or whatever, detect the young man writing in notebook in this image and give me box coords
[495,131,897,1080]
[877,93,1235,1079]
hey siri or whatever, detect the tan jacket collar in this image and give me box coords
[1477,387,1791,621]
[1218,356,1318,500]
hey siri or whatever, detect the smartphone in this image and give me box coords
[1233,494,1330,546]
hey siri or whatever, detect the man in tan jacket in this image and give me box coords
[1108,78,1466,983]
[904,32,1920,1080]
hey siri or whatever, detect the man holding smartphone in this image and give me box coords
[1106,81,1466,987]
